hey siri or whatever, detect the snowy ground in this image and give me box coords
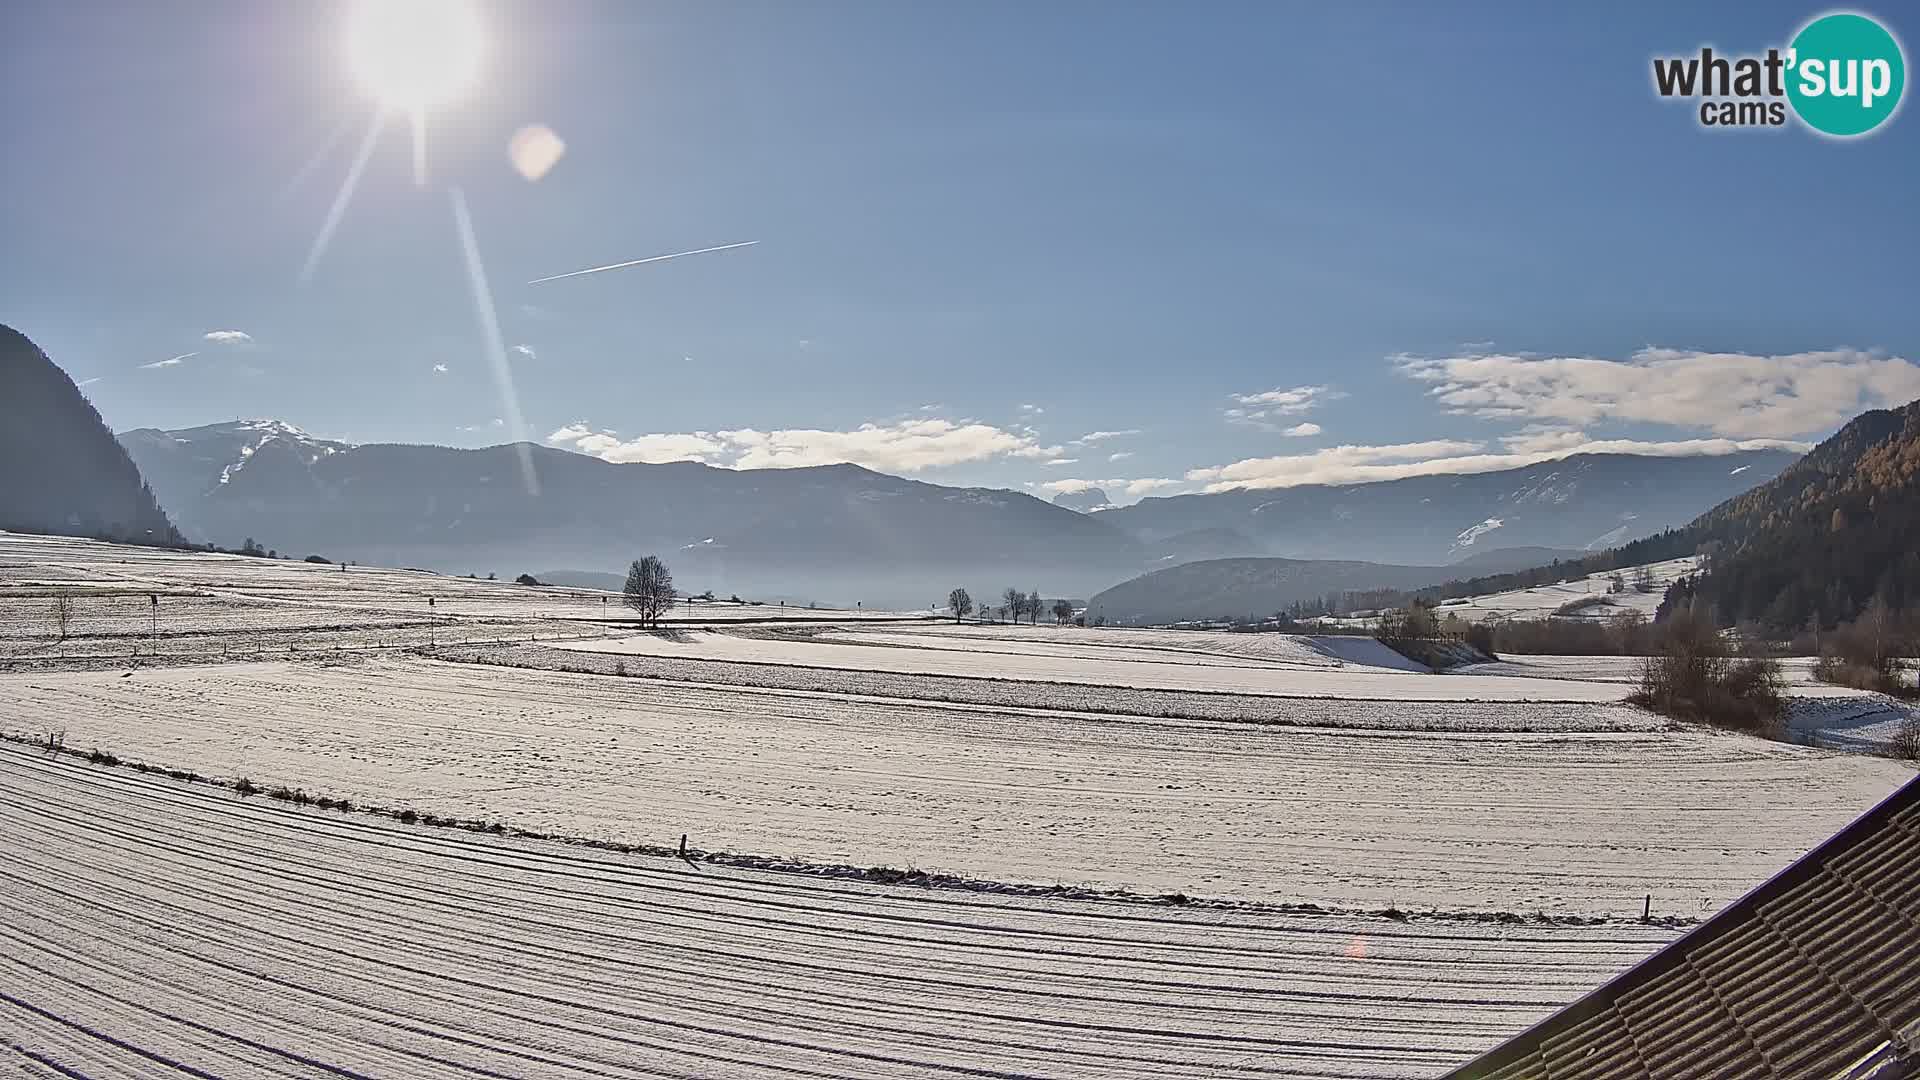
[2,655,1907,917]
[555,627,1629,702]
[0,744,1686,1079]
[1,533,1914,1076]
[1458,655,1833,686]
[1432,557,1700,624]
[1786,694,1920,753]
[0,531,926,627]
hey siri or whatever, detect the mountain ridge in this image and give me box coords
[1,325,181,546]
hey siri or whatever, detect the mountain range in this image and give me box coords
[118,420,1145,606]
[113,415,1791,607]
[0,324,1810,608]
[1094,450,1797,565]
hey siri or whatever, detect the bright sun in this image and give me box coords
[346,0,484,109]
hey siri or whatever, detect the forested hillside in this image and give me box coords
[0,325,181,545]
[1681,399,1920,628]
[1409,399,1920,631]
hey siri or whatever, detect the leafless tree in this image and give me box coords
[1003,587,1023,625]
[1051,599,1073,625]
[1027,590,1042,625]
[624,556,676,629]
[947,588,973,623]
[51,594,74,641]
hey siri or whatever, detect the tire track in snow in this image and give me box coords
[0,746,1680,1079]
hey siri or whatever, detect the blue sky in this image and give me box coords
[4,1,1917,503]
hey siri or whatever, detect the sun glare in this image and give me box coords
[346,0,484,109]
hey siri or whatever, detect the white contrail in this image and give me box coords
[526,240,759,285]
[451,188,539,497]
[301,108,388,283]
[140,352,198,370]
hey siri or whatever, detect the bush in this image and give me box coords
[1812,601,1915,697]
[304,554,331,564]
[1487,613,1656,656]
[1553,596,1613,616]
[514,574,544,586]
[1462,622,1497,659]
[1629,608,1786,736]
[234,777,259,796]
[1890,716,1920,761]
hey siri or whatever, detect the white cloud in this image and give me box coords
[1123,478,1180,496]
[548,417,1064,473]
[510,344,537,360]
[1281,422,1322,438]
[202,330,253,345]
[1184,437,1808,493]
[1108,450,1134,462]
[432,363,449,374]
[1046,457,1078,465]
[1038,478,1106,495]
[1073,429,1141,445]
[1398,347,1920,439]
[1225,384,1345,429]
[1497,425,1591,453]
[1018,403,1044,414]
[1039,476,1182,499]
[545,424,729,464]
[140,351,196,370]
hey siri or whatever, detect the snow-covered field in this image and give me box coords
[1458,655,1833,686]
[0,744,1686,1079]
[1432,556,1699,624]
[556,627,1629,702]
[2,655,1906,916]
[2,533,1914,1077]
[0,531,925,627]
[1786,694,1920,753]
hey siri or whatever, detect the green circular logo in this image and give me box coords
[1787,12,1906,136]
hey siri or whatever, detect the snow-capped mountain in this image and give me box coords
[118,419,353,524]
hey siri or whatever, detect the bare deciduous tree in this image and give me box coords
[1003,587,1023,625]
[1027,590,1042,625]
[624,556,676,629]
[1051,598,1073,625]
[947,588,973,623]
[51,594,74,641]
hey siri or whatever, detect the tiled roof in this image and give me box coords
[1442,774,1920,1080]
